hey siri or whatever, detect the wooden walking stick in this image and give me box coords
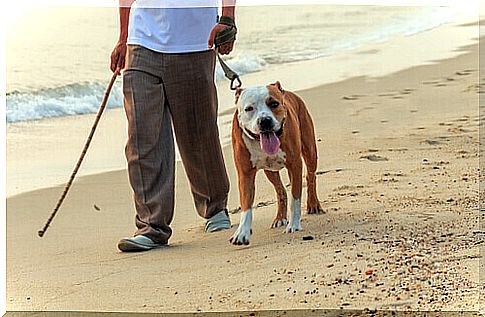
[38,72,118,237]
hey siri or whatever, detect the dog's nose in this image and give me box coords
[258,116,274,132]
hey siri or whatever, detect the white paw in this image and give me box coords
[230,208,253,245]
[285,196,302,233]
[230,226,252,245]
[271,218,288,228]
[284,222,302,233]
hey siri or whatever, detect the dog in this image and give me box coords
[230,81,323,245]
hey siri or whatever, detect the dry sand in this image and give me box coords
[6,40,482,313]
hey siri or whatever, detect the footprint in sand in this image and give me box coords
[448,127,473,133]
[388,148,408,152]
[454,116,469,122]
[342,95,359,100]
[360,154,388,162]
[401,88,415,94]
[423,139,442,146]
[316,168,344,176]
[436,136,452,141]
[435,75,466,86]
[255,200,276,209]
[455,69,474,76]
[378,89,412,99]
[342,94,367,101]
[378,171,405,184]
[383,172,405,177]
[463,84,484,93]
[422,80,440,85]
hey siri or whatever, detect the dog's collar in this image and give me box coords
[242,119,285,141]
[243,128,260,140]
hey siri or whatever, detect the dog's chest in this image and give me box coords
[242,134,286,171]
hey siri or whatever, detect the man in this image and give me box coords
[110,0,236,252]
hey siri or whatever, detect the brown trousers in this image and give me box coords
[122,45,230,244]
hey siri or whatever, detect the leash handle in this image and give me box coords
[213,17,241,91]
[38,72,118,238]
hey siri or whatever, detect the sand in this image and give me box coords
[6,38,482,314]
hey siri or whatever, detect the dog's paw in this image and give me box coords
[229,227,252,245]
[307,206,325,214]
[271,218,288,228]
[284,222,302,234]
[307,198,324,214]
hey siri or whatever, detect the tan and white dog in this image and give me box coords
[230,81,323,245]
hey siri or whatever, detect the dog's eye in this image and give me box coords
[245,106,254,112]
[268,101,279,109]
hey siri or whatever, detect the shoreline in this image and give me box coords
[6,13,479,197]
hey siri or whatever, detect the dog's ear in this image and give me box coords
[272,81,284,93]
[235,87,244,104]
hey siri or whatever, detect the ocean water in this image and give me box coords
[6,4,456,123]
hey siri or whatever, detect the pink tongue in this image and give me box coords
[260,132,281,155]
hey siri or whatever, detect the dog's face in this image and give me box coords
[235,82,287,155]
[235,81,287,134]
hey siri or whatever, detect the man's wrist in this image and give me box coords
[118,30,128,43]
[221,2,236,21]
[218,16,236,27]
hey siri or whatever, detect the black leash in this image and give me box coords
[216,50,242,90]
[215,16,242,90]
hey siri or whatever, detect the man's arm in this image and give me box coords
[110,0,135,74]
[221,0,236,20]
[118,0,134,43]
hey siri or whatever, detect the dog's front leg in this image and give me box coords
[230,169,257,245]
[285,159,303,233]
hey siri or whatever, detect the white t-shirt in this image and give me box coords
[127,0,219,53]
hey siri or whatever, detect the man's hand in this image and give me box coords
[110,40,127,75]
[208,23,235,55]
[111,2,132,74]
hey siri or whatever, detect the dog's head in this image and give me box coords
[235,81,287,155]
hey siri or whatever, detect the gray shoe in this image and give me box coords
[117,235,166,252]
[205,209,231,233]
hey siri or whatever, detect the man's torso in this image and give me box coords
[127,0,219,53]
